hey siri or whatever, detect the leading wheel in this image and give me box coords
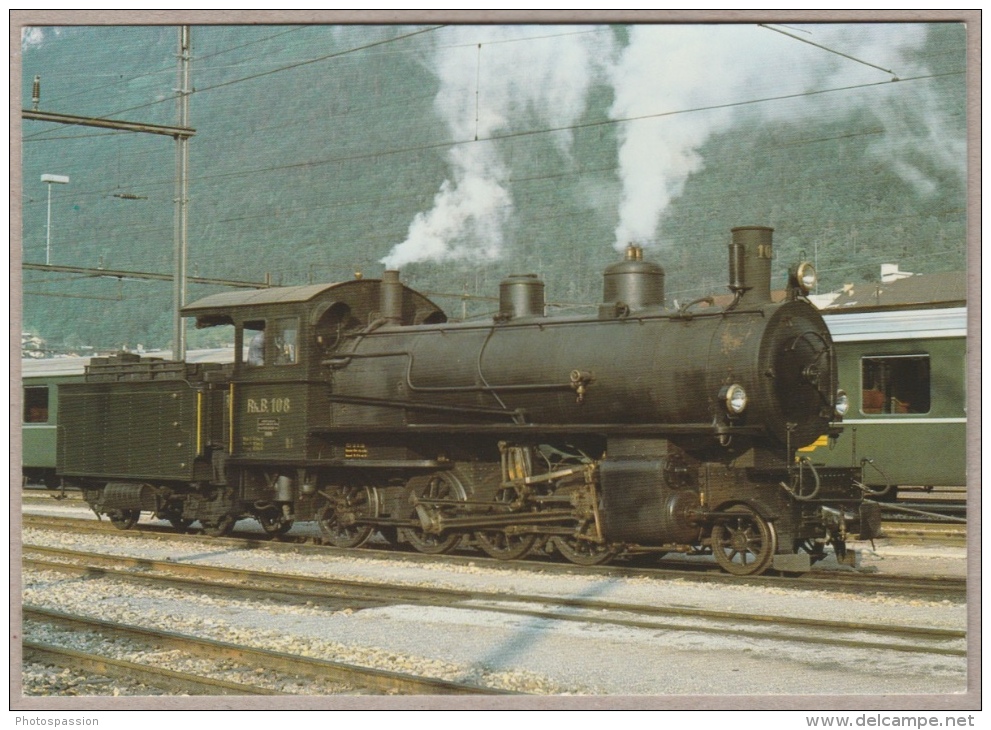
[403,471,467,555]
[551,535,617,566]
[317,485,375,548]
[710,505,777,576]
[109,509,139,530]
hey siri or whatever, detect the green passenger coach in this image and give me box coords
[800,305,967,495]
[21,358,85,488]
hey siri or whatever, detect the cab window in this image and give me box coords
[24,386,49,423]
[273,318,298,366]
[861,355,931,415]
[244,321,265,367]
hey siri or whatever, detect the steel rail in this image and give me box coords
[24,546,966,657]
[23,606,515,696]
[23,640,285,695]
[21,512,968,598]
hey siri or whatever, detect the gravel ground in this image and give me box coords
[23,620,366,696]
[21,663,169,697]
[17,510,970,697]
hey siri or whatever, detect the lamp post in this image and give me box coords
[42,173,69,265]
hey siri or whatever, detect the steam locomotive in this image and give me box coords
[57,226,880,576]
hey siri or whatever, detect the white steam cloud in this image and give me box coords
[606,24,957,250]
[387,145,512,267]
[380,26,605,269]
[22,27,45,49]
[607,26,765,250]
[22,27,63,50]
[384,24,955,266]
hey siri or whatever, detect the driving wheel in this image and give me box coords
[402,471,467,555]
[474,487,537,560]
[475,530,538,561]
[551,534,618,566]
[317,485,375,548]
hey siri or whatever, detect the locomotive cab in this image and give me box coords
[180,277,449,534]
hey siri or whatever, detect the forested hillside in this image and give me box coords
[19,23,967,353]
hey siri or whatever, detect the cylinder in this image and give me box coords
[602,245,665,311]
[729,226,773,304]
[499,274,545,319]
[379,270,403,324]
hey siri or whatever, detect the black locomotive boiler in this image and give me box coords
[57,226,879,575]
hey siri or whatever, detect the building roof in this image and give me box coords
[823,271,966,310]
[700,270,965,311]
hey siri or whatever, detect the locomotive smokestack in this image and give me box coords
[380,270,403,324]
[728,226,773,305]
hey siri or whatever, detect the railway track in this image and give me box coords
[23,605,511,696]
[21,512,968,600]
[22,541,966,661]
[24,638,287,696]
[879,522,967,547]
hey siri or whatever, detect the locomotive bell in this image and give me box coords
[602,244,665,312]
[728,226,773,304]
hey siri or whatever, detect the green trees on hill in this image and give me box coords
[20,23,966,353]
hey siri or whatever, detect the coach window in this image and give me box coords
[245,321,266,367]
[273,318,298,365]
[861,355,931,415]
[24,386,49,423]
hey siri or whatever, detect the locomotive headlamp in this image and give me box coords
[721,383,748,415]
[796,262,817,293]
[835,389,850,418]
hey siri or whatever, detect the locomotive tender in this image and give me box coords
[57,226,880,576]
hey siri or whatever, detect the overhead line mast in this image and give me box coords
[23,30,197,358]
[174,25,192,359]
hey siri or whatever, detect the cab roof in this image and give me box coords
[181,282,342,313]
[182,278,447,328]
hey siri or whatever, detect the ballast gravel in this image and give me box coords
[17,512,970,697]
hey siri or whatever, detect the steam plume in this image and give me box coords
[381,26,604,269]
[383,24,954,266]
[607,24,952,250]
